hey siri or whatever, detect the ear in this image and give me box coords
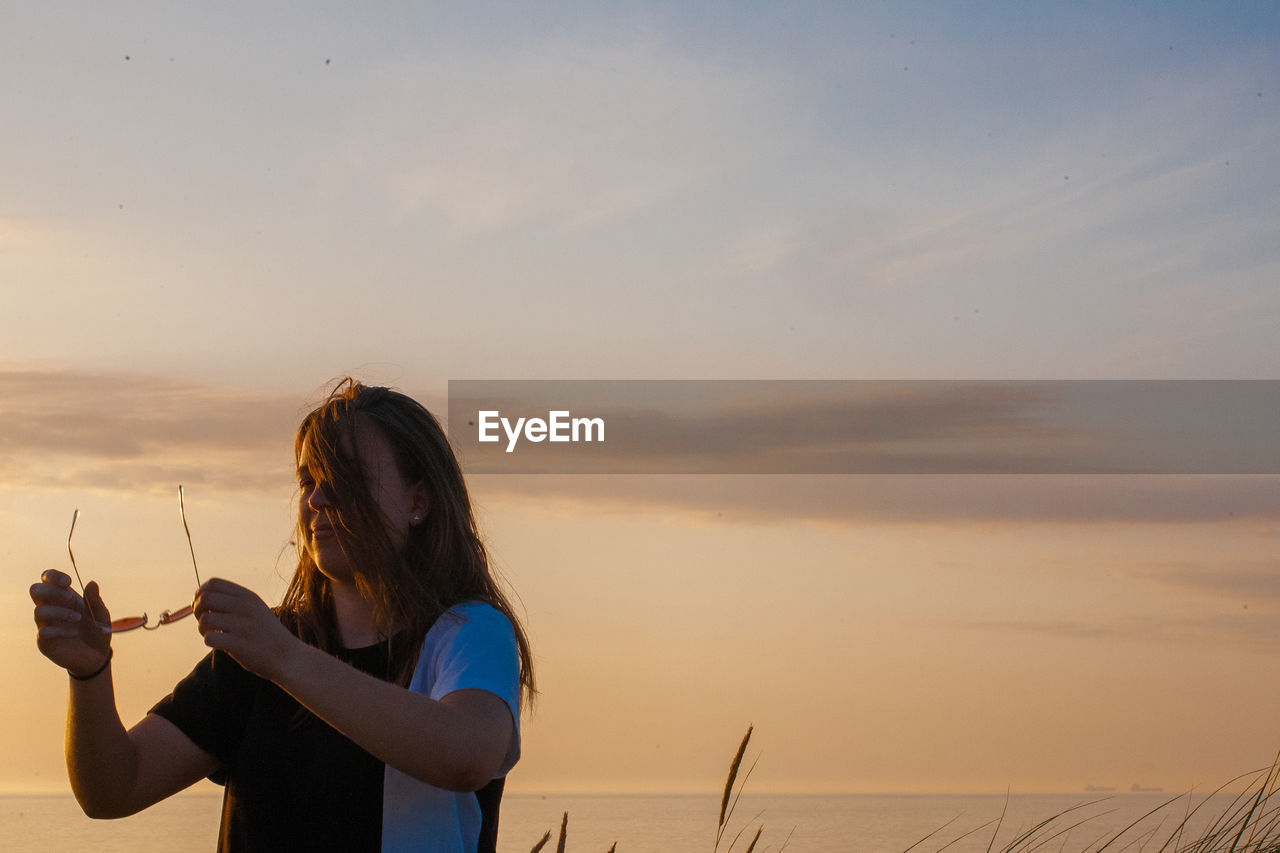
[408,480,430,525]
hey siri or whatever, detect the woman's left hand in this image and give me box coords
[194,579,300,683]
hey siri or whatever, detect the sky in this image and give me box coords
[2,0,1279,803]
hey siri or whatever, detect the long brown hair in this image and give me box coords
[280,378,535,703]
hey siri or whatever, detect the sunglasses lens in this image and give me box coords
[109,616,148,633]
[159,604,194,624]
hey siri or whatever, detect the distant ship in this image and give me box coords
[1084,784,1117,793]
[1130,783,1164,793]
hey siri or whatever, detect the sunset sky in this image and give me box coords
[2,2,1279,799]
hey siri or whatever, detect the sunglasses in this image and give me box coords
[67,485,203,633]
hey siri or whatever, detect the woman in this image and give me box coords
[30,379,535,852]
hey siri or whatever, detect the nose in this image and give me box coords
[306,482,332,511]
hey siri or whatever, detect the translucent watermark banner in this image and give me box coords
[446,380,1280,474]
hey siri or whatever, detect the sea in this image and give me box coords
[0,790,1242,852]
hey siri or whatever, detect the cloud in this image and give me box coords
[471,473,1280,527]
[0,367,304,494]
[1142,561,1280,603]
[968,610,1279,655]
[6,367,1278,527]
[315,36,779,237]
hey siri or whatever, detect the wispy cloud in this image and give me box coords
[471,473,1280,526]
[0,367,304,494]
[7,367,1279,526]
[1142,561,1280,602]
[968,610,1278,655]
[314,36,780,237]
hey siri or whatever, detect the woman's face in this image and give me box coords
[297,422,428,583]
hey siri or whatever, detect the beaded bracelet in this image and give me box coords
[68,648,113,681]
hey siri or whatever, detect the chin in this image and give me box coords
[309,550,354,584]
[315,563,355,584]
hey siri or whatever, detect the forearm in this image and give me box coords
[36,571,215,817]
[64,665,139,818]
[65,665,221,818]
[275,643,509,792]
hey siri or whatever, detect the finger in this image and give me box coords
[194,590,261,620]
[83,582,112,624]
[37,623,87,643]
[195,611,219,635]
[203,579,264,607]
[195,608,242,636]
[201,629,231,651]
[193,594,220,620]
[40,569,72,587]
[33,603,82,626]
[198,577,246,597]
[196,587,252,608]
[30,581,81,608]
[199,606,257,632]
[199,631,251,663]
[194,588,225,610]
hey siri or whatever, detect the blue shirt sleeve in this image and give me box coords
[418,601,522,775]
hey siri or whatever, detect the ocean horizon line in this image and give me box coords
[1,788,1191,799]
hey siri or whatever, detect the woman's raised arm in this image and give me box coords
[32,570,221,818]
[194,577,515,793]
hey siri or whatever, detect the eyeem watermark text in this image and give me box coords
[477,410,606,453]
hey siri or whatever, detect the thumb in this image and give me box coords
[84,580,112,626]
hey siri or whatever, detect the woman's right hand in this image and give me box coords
[31,569,112,677]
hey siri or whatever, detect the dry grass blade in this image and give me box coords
[933,817,1000,853]
[555,811,569,853]
[723,755,762,844]
[1246,799,1280,849]
[717,725,754,851]
[903,812,967,853]
[985,788,1010,853]
[1153,767,1265,853]
[721,727,754,827]
[529,830,551,853]
[726,809,767,853]
[1180,766,1277,852]
[1016,803,1118,852]
[1092,794,1182,852]
[743,827,763,853]
[1231,752,1280,852]
[998,799,1115,852]
[1114,824,1161,853]
[605,844,617,853]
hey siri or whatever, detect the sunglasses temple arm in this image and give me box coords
[67,509,87,595]
[179,485,201,588]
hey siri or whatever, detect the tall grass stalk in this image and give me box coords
[912,754,1280,853]
[528,725,785,853]
[556,811,568,853]
[717,725,755,851]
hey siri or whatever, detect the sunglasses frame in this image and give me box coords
[67,485,203,634]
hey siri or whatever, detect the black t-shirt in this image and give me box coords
[150,643,505,853]
[152,643,390,852]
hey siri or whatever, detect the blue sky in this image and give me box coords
[3,1,1277,388]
